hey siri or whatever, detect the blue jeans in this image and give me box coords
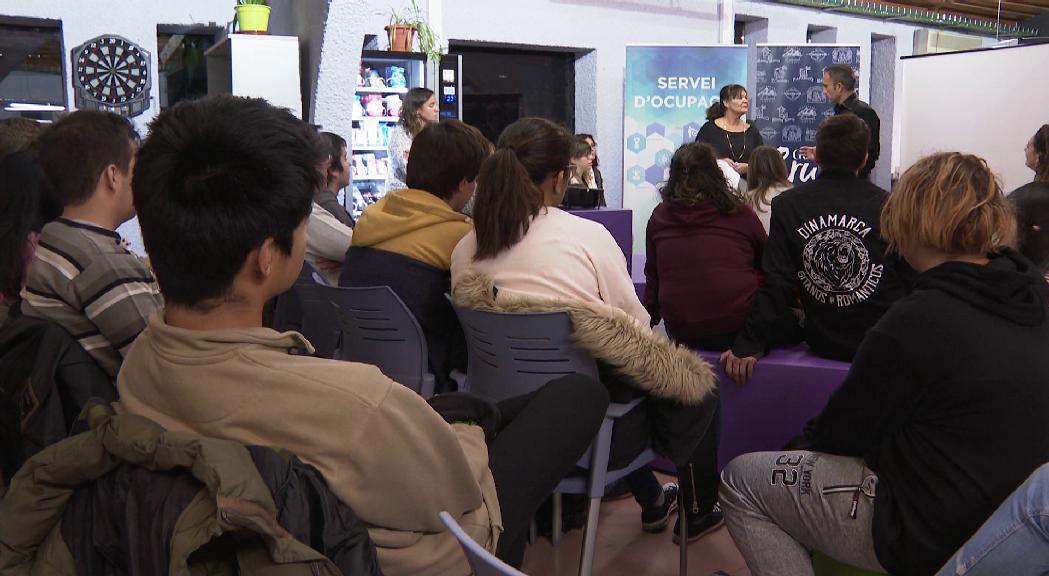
[936,462,1049,575]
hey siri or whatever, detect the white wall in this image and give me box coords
[900,43,1049,193]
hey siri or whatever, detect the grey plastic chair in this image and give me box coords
[451,302,675,576]
[315,283,436,398]
[439,511,527,576]
[272,265,340,358]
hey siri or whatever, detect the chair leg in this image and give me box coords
[552,492,563,546]
[678,487,688,576]
[577,496,602,576]
[528,517,537,545]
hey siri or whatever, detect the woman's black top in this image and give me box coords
[695,120,764,164]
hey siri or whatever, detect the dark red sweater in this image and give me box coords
[643,200,766,343]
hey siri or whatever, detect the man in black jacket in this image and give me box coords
[722,114,907,383]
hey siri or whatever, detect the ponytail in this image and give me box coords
[472,149,543,260]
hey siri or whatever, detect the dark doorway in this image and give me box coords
[449,43,576,143]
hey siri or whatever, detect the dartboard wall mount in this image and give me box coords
[71,34,152,117]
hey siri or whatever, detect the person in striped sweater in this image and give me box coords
[20,110,162,377]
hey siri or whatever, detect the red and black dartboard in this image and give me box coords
[71,35,151,117]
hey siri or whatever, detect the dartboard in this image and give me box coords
[71,35,151,117]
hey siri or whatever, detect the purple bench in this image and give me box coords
[651,345,850,473]
[697,345,851,470]
[568,207,633,275]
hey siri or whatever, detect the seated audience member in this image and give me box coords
[745,145,792,234]
[20,111,161,377]
[342,120,489,392]
[0,153,59,326]
[305,186,353,286]
[935,461,1049,575]
[569,136,598,189]
[644,142,766,351]
[1009,124,1049,279]
[577,133,604,189]
[451,117,720,543]
[316,131,355,227]
[720,152,1049,576]
[722,114,908,384]
[120,95,609,574]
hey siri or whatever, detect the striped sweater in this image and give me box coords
[20,218,163,377]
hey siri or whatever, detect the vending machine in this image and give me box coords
[348,50,427,218]
[438,53,463,121]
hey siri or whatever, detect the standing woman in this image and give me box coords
[695,84,764,177]
[745,145,792,234]
[387,87,438,192]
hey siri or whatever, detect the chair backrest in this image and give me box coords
[271,265,341,359]
[439,511,527,576]
[318,284,434,398]
[450,302,599,402]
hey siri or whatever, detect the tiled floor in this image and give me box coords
[521,482,751,576]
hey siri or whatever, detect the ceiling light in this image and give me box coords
[3,102,66,112]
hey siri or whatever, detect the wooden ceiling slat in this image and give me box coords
[872,0,1047,24]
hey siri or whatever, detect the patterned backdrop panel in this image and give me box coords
[754,44,859,184]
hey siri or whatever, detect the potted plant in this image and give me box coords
[386,0,444,62]
[235,0,271,35]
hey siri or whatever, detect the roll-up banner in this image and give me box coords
[753,44,860,184]
[623,45,747,255]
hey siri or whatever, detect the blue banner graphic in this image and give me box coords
[623,45,747,254]
[753,44,860,184]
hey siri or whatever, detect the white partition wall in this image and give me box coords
[899,43,1049,193]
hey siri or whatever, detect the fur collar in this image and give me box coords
[452,272,716,405]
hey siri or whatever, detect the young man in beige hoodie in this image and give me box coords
[117,95,608,574]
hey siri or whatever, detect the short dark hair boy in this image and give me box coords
[405,120,490,201]
[816,114,870,174]
[20,110,160,377]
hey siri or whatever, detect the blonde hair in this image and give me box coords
[882,152,1015,257]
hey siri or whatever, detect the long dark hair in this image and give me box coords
[1033,124,1049,183]
[746,146,791,211]
[0,152,58,300]
[577,132,598,168]
[320,132,346,188]
[400,87,435,137]
[705,84,747,121]
[660,142,741,215]
[472,117,573,260]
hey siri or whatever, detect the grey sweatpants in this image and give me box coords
[719,451,887,576]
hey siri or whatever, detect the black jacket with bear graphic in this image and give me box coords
[731,169,909,361]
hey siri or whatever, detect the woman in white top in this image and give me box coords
[386,87,439,191]
[451,117,723,543]
[744,145,792,234]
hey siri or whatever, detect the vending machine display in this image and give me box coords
[348,50,427,219]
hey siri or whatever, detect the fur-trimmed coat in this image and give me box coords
[453,272,716,405]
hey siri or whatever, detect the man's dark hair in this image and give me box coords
[816,114,869,173]
[133,96,325,309]
[824,64,856,92]
[406,120,490,200]
[36,110,138,207]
